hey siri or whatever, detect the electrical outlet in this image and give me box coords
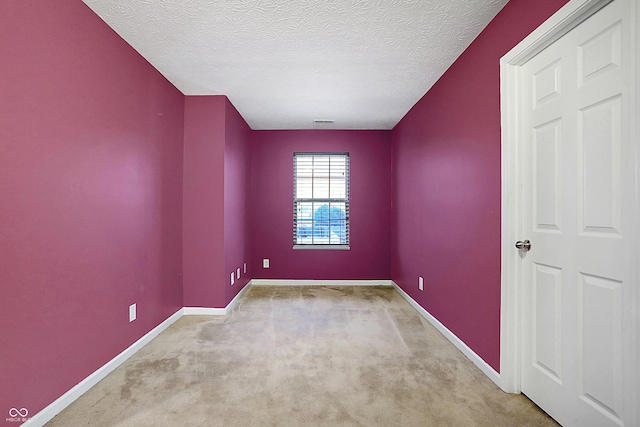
[129,303,137,322]
[237,267,241,279]
[263,259,269,268]
[231,272,235,285]
[244,263,247,274]
[419,277,424,291]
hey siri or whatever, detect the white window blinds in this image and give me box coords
[293,153,350,247]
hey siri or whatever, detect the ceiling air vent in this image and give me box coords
[313,119,334,124]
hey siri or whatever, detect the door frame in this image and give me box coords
[499,0,638,422]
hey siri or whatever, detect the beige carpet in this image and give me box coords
[47,286,558,426]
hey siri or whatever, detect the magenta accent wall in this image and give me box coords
[0,0,184,421]
[183,96,252,308]
[251,130,392,280]
[391,0,569,372]
[223,99,252,304]
[183,96,226,307]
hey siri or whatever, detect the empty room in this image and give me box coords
[1,0,638,426]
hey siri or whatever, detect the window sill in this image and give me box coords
[293,245,350,251]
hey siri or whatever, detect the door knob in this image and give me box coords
[515,240,531,251]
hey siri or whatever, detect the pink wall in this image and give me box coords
[251,130,392,280]
[183,96,226,307]
[183,96,252,308]
[224,99,252,304]
[391,0,569,372]
[0,0,184,421]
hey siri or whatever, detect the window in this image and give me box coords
[293,153,349,249]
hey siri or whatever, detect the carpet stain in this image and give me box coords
[197,323,220,341]
[120,357,180,401]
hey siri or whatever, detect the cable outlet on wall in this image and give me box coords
[129,303,136,322]
[419,277,424,291]
[263,258,269,268]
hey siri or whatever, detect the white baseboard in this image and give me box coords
[183,281,252,315]
[391,281,501,387]
[251,279,394,287]
[182,307,227,315]
[24,308,183,427]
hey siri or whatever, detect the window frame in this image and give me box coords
[293,152,350,250]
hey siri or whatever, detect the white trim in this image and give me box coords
[632,1,640,424]
[182,307,227,315]
[502,0,613,66]
[293,245,350,250]
[628,1,640,424]
[226,281,252,311]
[391,282,501,387]
[24,309,183,427]
[251,279,394,287]
[500,34,524,394]
[183,281,252,315]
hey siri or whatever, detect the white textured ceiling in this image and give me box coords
[82,0,508,130]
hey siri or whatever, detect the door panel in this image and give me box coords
[577,22,621,87]
[579,273,623,420]
[534,120,562,231]
[533,263,563,382]
[534,59,562,105]
[579,96,622,234]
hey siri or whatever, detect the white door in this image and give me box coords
[519,0,637,426]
